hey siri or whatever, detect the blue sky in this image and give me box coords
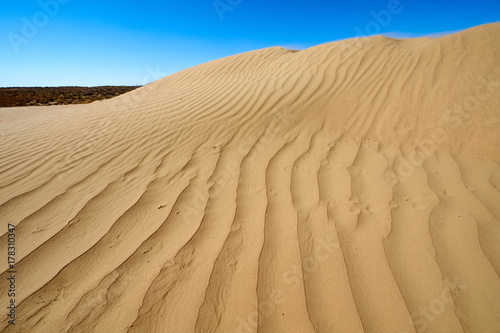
[1,0,499,87]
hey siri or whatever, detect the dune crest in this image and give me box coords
[1,23,500,333]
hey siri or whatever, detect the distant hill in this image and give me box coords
[0,86,140,107]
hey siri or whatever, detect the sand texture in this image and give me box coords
[1,23,500,333]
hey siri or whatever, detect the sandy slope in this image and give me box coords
[1,22,500,333]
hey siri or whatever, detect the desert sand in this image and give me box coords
[1,22,500,333]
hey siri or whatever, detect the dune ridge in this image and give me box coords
[1,23,500,332]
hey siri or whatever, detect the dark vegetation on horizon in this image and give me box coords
[0,86,141,107]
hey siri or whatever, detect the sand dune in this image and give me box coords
[1,22,500,332]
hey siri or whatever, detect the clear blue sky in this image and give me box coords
[1,0,499,87]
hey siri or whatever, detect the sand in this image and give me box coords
[1,22,499,333]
